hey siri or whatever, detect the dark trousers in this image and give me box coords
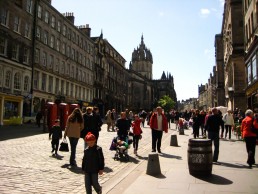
[208,131,220,162]
[133,135,141,151]
[51,139,59,154]
[193,126,199,138]
[68,137,79,165]
[245,136,256,165]
[151,129,163,151]
[85,173,101,194]
[225,125,232,139]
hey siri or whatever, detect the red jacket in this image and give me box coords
[241,116,257,138]
[131,118,142,135]
[149,113,168,133]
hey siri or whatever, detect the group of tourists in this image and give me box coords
[166,107,258,168]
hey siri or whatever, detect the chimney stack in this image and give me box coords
[79,24,91,37]
[63,12,75,24]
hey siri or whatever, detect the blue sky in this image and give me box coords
[52,0,225,101]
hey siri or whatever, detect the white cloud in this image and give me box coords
[200,8,211,15]
[219,0,225,7]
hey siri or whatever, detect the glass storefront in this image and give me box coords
[4,101,18,119]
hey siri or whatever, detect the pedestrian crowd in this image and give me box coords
[47,105,258,194]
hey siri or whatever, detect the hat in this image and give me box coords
[85,132,96,142]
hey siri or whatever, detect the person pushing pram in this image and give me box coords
[112,112,132,161]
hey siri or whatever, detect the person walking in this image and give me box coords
[222,110,235,139]
[192,109,201,139]
[36,111,42,128]
[64,108,84,166]
[131,114,143,155]
[205,107,224,164]
[82,132,104,194]
[149,106,168,153]
[83,107,102,145]
[116,112,131,141]
[49,119,62,157]
[241,109,258,168]
[111,109,118,131]
[105,110,112,131]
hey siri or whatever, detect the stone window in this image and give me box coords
[37,5,42,18]
[1,9,9,26]
[24,76,30,92]
[12,44,19,60]
[5,70,11,88]
[13,16,20,33]
[0,37,7,56]
[14,72,21,90]
[23,47,29,64]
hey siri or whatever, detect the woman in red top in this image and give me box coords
[241,109,258,168]
[131,114,142,155]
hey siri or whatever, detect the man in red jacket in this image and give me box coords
[149,106,168,153]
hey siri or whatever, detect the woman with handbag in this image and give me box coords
[64,108,84,166]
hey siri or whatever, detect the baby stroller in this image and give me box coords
[110,135,132,161]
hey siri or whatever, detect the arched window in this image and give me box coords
[24,76,30,92]
[14,72,21,90]
[5,70,11,88]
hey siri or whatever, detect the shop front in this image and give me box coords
[0,93,23,125]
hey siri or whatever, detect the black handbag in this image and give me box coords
[59,139,69,152]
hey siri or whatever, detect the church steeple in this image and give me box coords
[130,35,153,80]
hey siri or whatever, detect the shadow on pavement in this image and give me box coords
[104,166,113,173]
[61,163,84,174]
[0,124,44,141]
[219,161,251,169]
[148,173,166,179]
[194,174,233,185]
[159,152,182,160]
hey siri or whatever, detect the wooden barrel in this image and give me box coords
[187,138,212,176]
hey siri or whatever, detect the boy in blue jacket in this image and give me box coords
[82,132,104,194]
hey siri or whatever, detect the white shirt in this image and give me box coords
[157,114,163,131]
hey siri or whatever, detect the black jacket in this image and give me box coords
[49,125,62,139]
[82,145,104,173]
[116,118,130,137]
[205,114,224,133]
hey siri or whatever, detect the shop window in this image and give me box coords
[4,101,18,119]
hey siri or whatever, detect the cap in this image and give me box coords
[85,132,96,142]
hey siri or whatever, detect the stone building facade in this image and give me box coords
[0,0,34,125]
[0,1,177,125]
[222,0,246,111]
[243,0,258,112]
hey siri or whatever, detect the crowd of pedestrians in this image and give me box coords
[48,105,258,193]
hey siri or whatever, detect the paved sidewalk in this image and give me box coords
[107,127,258,194]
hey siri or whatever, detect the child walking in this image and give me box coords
[49,119,62,156]
[82,132,104,194]
[131,114,143,155]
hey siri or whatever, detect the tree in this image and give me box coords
[158,95,175,113]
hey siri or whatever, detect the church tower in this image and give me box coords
[130,35,153,80]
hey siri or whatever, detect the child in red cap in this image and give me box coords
[82,132,104,194]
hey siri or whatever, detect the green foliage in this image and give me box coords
[158,95,175,113]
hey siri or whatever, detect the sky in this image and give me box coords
[52,0,225,101]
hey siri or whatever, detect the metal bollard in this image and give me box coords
[170,134,178,146]
[146,153,161,176]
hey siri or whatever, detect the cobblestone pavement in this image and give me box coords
[0,122,170,194]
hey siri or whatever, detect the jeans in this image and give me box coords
[208,131,219,162]
[245,136,256,165]
[225,125,232,139]
[151,129,163,151]
[85,173,101,194]
[133,135,141,151]
[68,137,79,165]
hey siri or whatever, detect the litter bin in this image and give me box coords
[188,138,212,176]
